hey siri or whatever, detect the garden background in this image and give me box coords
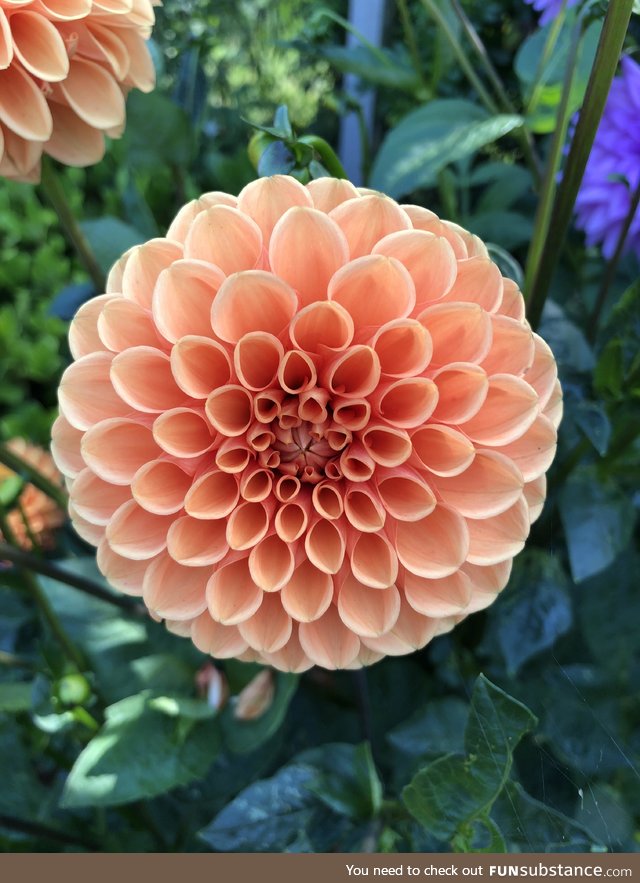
[0,0,639,854]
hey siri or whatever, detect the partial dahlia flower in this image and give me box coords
[574,56,640,259]
[53,175,561,672]
[0,0,157,182]
[1,439,65,550]
[523,0,579,25]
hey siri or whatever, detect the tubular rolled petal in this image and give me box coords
[344,485,386,533]
[376,470,436,521]
[281,560,333,622]
[153,408,214,457]
[60,58,125,129]
[45,102,105,167]
[277,349,317,394]
[111,346,186,413]
[226,500,271,551]
[350,532,398,589]
[166,515,228,566]
[371,377,438,429]
[132,459,193,514]
[430,363,488,425]
[206,385,253,437]
[234,332,282,391]
[361,425,412,468]
[275,500,309,542]
[290,301,354,353]
[410,425,475,477]
[304,517,346,574]
[248,533,295,592]
[371,319,432,378]
[322,346,381,398]
[184,469,239,519]
[0,64,52,141]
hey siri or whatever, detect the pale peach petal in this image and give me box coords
[376,468,436,521]
[0,122,42,180]
[410,424,475,477]
[226,500,271,551]
[299,605,361,669]
[211,271,298,344]
[419,302,492,367]
[277,349,317,394]
[525,334,558,411]
[59,352,130,430]
[184,205,262,274]
[371,319,432,378]
[167,515,228,566]
[0,64,52,141]
[440,256,503,312]
[524,474,547,523]
[143,552,209,619]
[71,467,130,524]
[269,207,349,306]
[238,175,313,244]
[370,377,438,429]
[338,576,400,637]
[290,301,354,353]
[306,177,359,212]
[117,26,155,92]
[344,485,386,533]
[373,230,457,311]
[361,425,412,468]
[0,10,12,70]
[328,255,415,331]
[401,205,468,259]
[238,594,292,654]
[205,385,253,437]
[496,415,557,482]
[543,380,563,429]
[360,600,439,656]
[350,532,398,589]
[461,375,538,445]
[11,12,69,81]
[171,336,232,399]
[69,504,105,545]
[132,459,193,515]
[430,450,524,518]
[60,57,124,129]
[249,533,295,592]
[481,315,535,377]
[51,414,85,478]
[33,0,92,21]
[81,418,160,485]
[191,612,249,659]
[462,560,513,613]
[330,194,412,258]
[206,556,263,625]
[246,423,276,454]
[281,559,333,622]
[402,569,472,618]
[121,239,183,310]
[153,260,225,342]
[97,297,164,352]
[466,496,530,565]
[68,294,114,359]
[46,102,105,167]
[80,22,129,80]
[430,363,488,424]
[322,345,381,398]
[498,278,526,321]
[106,499,173,560]
[153,408,214,458]
[394,505,469,578]
[166,192,238,243]
[97,538,150,596]
[261,626,314,673]
[304,517,346,574]
[185,469,239,519]
[111,346,186,413]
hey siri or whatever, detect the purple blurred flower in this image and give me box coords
[574,56,640,259]
[523,0,580,25]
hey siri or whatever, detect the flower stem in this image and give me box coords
[0,442,67,511]
[524,19,583,308]
[298,135,348,179]
[588,178,640,341]
[352,668,373,744]
[526,0,635,329]
[0,516,85,671]
[396,0,427,91]
[39,157,105,292]
[0,541,144,615]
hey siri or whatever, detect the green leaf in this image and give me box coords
[0,681,32,712]
[0,474,23,507]
[257,140,296,177]
[559,466,636,582]
[199,762,318,852]
[370,100,523,199]
[570,400,611,456]
[319,44,420,92]
[123,91,193,168]
[472,162,533,212]
[221,672,298,754]
[62,691,221,807]
[466,211,533,251]
[402,676,536,844]
[302,742,382,819]
[492,551,572,675]
[80,218,144,274]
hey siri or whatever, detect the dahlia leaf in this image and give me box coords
[301,742,383,819]
[402,676,536,843]
[370,99,523,198]
[80,218,145,275]
[221,672,299,754]
[559,466,636,582]
[123,91,193,170]
[61,691,222,808]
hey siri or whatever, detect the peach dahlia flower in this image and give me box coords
[0,0,157,182]
[53,176,562,672]
[1,439,65,550]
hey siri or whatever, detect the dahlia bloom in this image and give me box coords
[523,0,579,25]
[0,0,157,182]
[53,175,561,672]
[1,439,65,550]
[574,56,640,259]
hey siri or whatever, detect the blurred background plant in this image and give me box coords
[0,0,639,856]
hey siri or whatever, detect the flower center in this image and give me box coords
[273,420,335,484]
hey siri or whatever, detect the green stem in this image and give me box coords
[396,0,427,90]
[449,0,542,182]
[0,442,67,511]
[297,135,348,179]
[0,813,99,850]
[526,0,634,329]
[588,178,640,341]
[419,0,500,114]
[524,19,583,302]
[0,515,85,671]
[0,542,143,614]
[526,0,570,114]
[39,157,105,292]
